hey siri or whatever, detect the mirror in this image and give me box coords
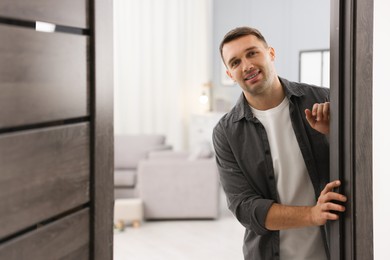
[113,0,330,259]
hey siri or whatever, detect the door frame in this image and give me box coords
[329,0,373,259]
[90,0,114,259]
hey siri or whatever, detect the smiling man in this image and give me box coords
[212,27,347,259]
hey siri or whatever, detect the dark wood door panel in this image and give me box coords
[60,244,89,260]
[0,123,90,239]
[0,24,89,129]
[0,0,88,29]
[0,208,89,259]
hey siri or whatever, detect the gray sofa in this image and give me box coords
[137,149,220,219]
[114,134,172,199]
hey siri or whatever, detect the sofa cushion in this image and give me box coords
[115,134,166,168]
[188,141,213,161]
[114,169,137,187]
[114,188,138,199]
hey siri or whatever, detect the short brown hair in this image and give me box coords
[219,27,268,64]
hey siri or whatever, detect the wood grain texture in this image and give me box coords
[341,0,354,258]
[91,0,114,259]
[0,0,88,28]
[354,0,373,258]
[330,0,374,259]
[60,244,89,260]
[329,0,342,258]
[0,24,88,129]
[0,123,90,239]
[0,208,89,260]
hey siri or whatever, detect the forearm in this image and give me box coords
[265,203,314,230]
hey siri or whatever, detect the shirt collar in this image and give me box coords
[231,77,304,123]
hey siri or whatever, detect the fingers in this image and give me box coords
[312,180,347,225]
[319,181,347,214]
[308,102,330,122]
[320,180,341,196]
[311,203,343,225]
[315,201,346,223]
[323,102,330,120]
[318,191,347,204]
[321,212,340,221]
[321,202,346,213]
[305,109,316,128]
[305,102,330,135]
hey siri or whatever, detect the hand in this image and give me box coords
[305,102,330,135]
[310,180,347,226]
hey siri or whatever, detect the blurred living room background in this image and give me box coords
[112,0,330,259]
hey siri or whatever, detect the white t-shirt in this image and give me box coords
[250,97,327,260]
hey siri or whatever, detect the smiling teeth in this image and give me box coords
[246,72,258,80]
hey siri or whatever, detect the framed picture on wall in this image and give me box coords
[299,49,330,88]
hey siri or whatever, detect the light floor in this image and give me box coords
[114,193,245,260]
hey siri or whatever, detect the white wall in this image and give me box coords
[373,0,390,259]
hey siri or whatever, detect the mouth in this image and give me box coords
[244,70,261,81]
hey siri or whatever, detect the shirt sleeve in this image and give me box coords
[212,122,275,236]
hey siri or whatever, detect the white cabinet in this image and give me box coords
[188,112,225,151]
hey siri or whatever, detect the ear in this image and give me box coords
[269,47,276,61]
[226,70,234,81]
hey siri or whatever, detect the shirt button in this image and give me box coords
[265,150,271,155]
[275,252,279,257]
[269,175,274,180]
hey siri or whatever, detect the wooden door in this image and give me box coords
[0,0,113,259]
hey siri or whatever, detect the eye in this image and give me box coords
[230,60,240,68]
[248,51,257,57]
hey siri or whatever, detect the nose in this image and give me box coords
[242,58,253,72]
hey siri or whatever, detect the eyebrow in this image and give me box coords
[227,46,258,67]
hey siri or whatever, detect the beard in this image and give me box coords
[241,70,275,96]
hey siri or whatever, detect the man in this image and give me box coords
[212,26,347,259]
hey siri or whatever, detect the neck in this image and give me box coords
[244,76,285,110]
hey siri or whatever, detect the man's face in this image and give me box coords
[222,35,276,97]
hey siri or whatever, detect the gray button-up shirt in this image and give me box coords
[212,77,330,260]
